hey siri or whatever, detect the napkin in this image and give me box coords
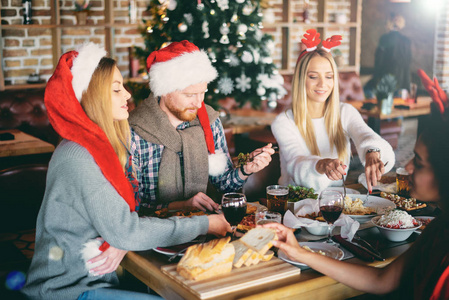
[283,199,360,241]
[358,173,397,193]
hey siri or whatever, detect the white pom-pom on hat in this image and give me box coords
[208,150,228,176]
[80,238,106,276]
[71,42,107,102]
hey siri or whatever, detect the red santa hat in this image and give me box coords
[45,42,137,252]
[147,41,226,176]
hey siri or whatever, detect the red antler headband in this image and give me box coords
[296,29,342,63]
[417,69,449,115]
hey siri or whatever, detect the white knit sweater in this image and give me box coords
[271,103,395,193]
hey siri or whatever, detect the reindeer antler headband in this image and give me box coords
[417,69,449,117]
[297,29,342,63]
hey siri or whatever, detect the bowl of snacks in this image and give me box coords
[287,185,318,213]
[372,210,421,242]
[304,223,329,236]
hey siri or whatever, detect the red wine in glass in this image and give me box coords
[221,192,247,238]
[222,203,247,226]
[320,205,343,224]
[318,190,344,243]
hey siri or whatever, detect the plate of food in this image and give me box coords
[380,192,427,213]
[414,216,435,234]
[343,194,396,223]
[278,242,344,267]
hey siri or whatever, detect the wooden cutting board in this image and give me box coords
[161,257,301,299]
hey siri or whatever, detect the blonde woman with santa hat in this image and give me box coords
[129,40,275,212]
[22,43,230,300]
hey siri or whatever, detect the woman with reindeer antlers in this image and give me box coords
[271,29,395,194]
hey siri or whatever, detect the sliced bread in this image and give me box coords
[240,227,277,255]
[231,240,253,268]
[177,237,235,281]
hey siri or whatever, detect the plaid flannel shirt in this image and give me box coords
[130,117,244,209]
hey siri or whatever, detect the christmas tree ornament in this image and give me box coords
[178,22,188,32]
[217,0,229,10]
[236,41,243,48]
[202,21,210,38]
[228,53,240,66]
[262,56,273,64]
[258,22,263,29]
[235,0,245,4]
[268,92,277,101]
[250,46,260,63]
[217,77,234,95]
[257,86,266,96]
[230,12,238,23]
[184,13,193,25]
[268,100,277,108]
[242,3,254,15]
[146,26,153,33]
[241,51,253,63]
[209,51,217,63]
[210,9,216,15]
[223,56,231,63]
[210,0,216,3]
[219,23,230,44]
[197,0,204,10]
[167,0,177,10]
[235,73,251,92]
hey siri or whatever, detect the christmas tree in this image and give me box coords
[135,0,286,109]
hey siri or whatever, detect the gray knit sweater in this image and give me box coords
[22,140,209,299]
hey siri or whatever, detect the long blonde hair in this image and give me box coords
[291,49,347,162]
[80,57,130,171]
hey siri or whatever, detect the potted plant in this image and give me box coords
[74,0,92,25]
[375,74,397,115]
[332,49,344,66]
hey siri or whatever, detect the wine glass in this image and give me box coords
[221,192,247,238]
[318,190,344,243]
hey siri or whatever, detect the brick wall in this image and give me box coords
[434,1,449,92]
[1,0,146,85]
[263,0,354,71]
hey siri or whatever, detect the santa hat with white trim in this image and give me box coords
[72,42,107,102]
[147,40,227,176]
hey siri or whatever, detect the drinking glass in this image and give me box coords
[266,185,289,215]
[318,190,344,243]
[255,211,282,225]
[221,192,247,238]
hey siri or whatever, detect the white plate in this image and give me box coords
[324,187,360,195]
[153,247,185,257]
[344,194,396,223]
[278,242,344,267]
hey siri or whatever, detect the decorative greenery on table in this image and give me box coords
[375,74,397,100]
[134,0,286,109]
[288,185,318,202]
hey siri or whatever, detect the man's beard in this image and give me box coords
[165,100,198,122]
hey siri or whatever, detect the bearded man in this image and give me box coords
[129,41,274,213]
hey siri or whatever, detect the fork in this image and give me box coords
[342,178,347,198]
[365,161,389,203]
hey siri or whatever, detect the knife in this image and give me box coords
[348,239,385,261]
[332,235,384,262]
[352,236,382,257]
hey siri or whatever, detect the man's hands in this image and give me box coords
[168,192,219,212]
[87,245,127,276]
[316,158,347,181]
[365,151,385,193]
[207,214,232,236]
[240,143,276,178]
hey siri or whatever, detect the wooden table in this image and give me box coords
[120,180,420,300]
[348,96,432,135]
[0,129,55,158]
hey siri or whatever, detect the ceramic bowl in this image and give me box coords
[372,216,421,242]
[304,223,329,235]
